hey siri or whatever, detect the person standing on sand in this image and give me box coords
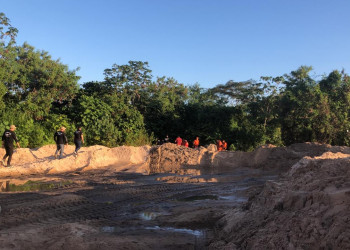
[175,136,182,146]
[164,135,170,143]
[73,127,84,155]
[54,126,68,159]
[193,137,200,148]
[222,140,227,150]
[1,125,20,167]
[217,139,223,151]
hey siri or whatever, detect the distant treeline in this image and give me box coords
[1,13,350,150]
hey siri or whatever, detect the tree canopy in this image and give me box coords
[1,12,350,150]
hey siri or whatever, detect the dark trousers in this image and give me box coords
[74,141,82,153]
[3,146,14,166]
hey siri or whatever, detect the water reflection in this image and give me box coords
[145,226,204,237]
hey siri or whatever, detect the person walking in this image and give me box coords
[73,127,84,155]
[54,126,68,159]
[1,125,20,167]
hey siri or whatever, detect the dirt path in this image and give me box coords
[0,166,278,249]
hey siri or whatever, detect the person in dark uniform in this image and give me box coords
[54,126,68,159]
[73,127,84,155]
[1,125,20,167]
[164,135,170,143]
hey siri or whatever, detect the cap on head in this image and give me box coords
[10,125,16,130]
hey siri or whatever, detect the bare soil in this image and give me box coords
[0,142,349,249]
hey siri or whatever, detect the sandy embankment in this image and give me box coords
[0,144,151,177]
[209,151,350,249]
[1,141,349,177]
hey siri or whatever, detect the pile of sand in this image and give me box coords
[149,142,350,173]
[2,142,350,177]
[0,145,150,177]
[209,151,350,249]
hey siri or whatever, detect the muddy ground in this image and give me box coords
[0,165,278,250]
[1,142,349,249]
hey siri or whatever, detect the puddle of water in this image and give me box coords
[140,212,159,220]
[145,226,204,237]
[219,195,248,202]
[101,226,115,233]
[178,195,218,202]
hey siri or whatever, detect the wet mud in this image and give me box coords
[0,166,278,249]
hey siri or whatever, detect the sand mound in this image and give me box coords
[0,145,150,177]
[148,142,350,173]
[148,143,208,173]
[2,142,350,178]
[210,151,350,249]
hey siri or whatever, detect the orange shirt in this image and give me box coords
[175,137,182,145]
[217,140,223,151]
[193,139,199,147]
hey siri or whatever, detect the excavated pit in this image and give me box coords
[0,142,349,249]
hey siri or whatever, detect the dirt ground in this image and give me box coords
[0,143,349,249]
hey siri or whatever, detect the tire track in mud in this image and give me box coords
[0,181,214,233]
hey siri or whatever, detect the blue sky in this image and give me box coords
[1,0,350,88]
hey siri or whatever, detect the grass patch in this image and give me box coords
[7,180,73,192]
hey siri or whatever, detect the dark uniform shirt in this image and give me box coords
[54,131,68,145]
[74,130,83,142]
[2,130,19,148]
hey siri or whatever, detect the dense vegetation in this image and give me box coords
[1,13,350,150]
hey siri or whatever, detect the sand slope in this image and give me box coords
[210,151,350,249]
[0,145,150,177]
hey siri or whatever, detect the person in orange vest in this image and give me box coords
[222,140,227,150]
[217,139,223,151]
[175,136,182,146]
[193,137,200,148]
[184,140,189,147]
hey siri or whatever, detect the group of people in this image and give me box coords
[53,126,84,159]
[1,125,84,167]
[216,139,228,151]
[175,136,200,148]
[162,135,228,151]
[157,135,200,148]
[1,125,228,168]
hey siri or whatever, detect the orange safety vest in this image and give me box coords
[217,140,223,151]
